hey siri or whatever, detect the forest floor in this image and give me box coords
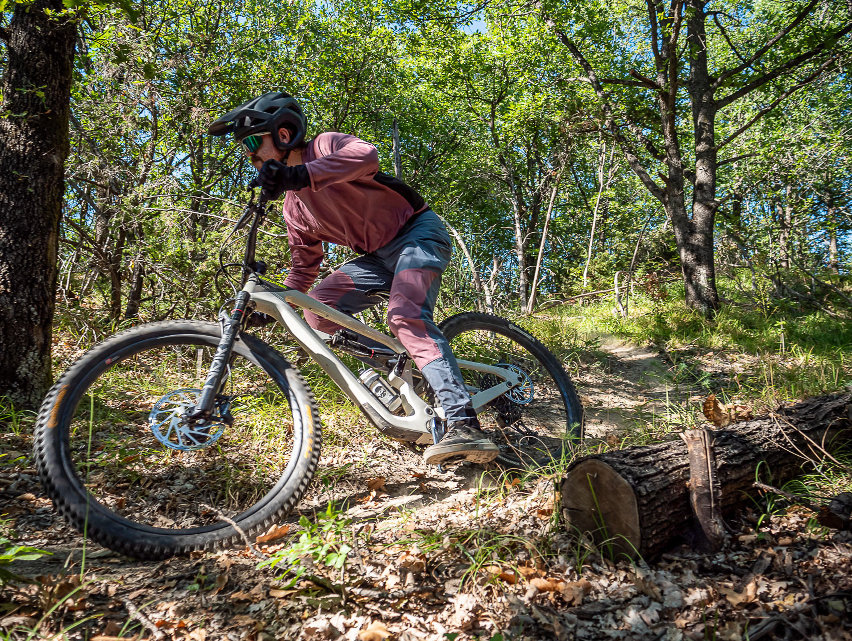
[1,327,851,641]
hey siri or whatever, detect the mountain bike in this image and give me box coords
[34,190,583,560]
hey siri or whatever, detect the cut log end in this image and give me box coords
[557,393,851,560]
[560,459,641,558]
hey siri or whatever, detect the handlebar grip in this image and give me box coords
[257,189,272,208]
[246,180,272,208]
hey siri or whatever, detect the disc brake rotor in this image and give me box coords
[149,388,228,451]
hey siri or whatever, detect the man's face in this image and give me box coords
[243,127,290,168]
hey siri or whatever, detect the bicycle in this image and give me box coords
[34,190,583,560]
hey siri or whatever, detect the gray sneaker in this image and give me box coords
[423,420,499,465]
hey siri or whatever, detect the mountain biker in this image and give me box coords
[209,91,498,466]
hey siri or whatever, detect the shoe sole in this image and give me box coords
[424,442,499,465]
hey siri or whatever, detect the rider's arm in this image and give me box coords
[283,230,323,293]
[303,132,379,191]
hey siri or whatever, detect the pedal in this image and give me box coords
[428,418,446,445]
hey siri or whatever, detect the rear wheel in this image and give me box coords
[439,312,583,467]
[34,320,320,560]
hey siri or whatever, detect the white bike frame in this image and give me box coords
[246,274,524,444]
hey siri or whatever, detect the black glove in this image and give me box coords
[256,159,310,200]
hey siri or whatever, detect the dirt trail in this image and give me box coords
[3,339,850,640]
[576,336,701,440]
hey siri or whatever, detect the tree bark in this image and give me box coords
[444,219,491,313]
[776,186,794,269]
[582,143,613,291]
[526,168,564,313]
[124,252,146,320]
[392,118,403,181]
[559,392,852,560]
[682,0,720,315]
[0,1,77,408]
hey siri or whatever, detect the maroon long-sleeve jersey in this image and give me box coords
[280,132,428,293]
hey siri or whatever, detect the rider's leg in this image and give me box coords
[376,210,497,464]
[302,255,393,337]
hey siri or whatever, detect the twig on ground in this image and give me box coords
[753,481,821,511]
[770,413,849,471]
[349,524,368,572]
[123,598,165,640]
[745,616,781,641]
[201,503,265,560]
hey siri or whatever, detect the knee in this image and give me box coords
[386,306,408,335]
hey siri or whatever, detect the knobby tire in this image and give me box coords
[34,320,320,560]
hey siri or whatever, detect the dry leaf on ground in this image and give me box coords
[256,524,291,544]
[530,577,562,592]
[561,578,593,606]
[358,620,391,641]
[366,477,387,492]
[702,394,731,427]
[719,578,758,607]
[702,394,753,427]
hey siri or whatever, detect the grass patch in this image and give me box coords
[544,280,851,406]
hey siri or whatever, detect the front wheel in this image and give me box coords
[34,320,320,560]
[440,312,583,467]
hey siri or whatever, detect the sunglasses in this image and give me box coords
[240,132,270,153]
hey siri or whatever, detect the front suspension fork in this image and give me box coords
[188,289,251,421]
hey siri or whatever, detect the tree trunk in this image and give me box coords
[776,186,794,269]
[511,199,528,305]
[0,1,77,408]
[527,168,564,313]
[392,118,403,180]
[124,258,145,320]
[444,219,491,313]
[582,143,612,291]
[669,206,719,316]
[559,392,852,560]
[683,0,720,316]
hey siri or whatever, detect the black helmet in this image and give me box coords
[208,91,307,150]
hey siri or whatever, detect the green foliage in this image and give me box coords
[49,0,851,361]
[0,398,34,438]
[258,504,352,587]
[0,535,50,586]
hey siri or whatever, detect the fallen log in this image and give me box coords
[559,392,852,560]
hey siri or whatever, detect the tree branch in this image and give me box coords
[713,0,821,89]
[717,153,758,167]
[547,24,667,203]
[647,0,663,64]
[628,123,666,161]
[718,54,839,149]
[666,0,684,113]
[629,68,663,91]
[562,75,652,88]
[712,13,751,69]
[717,21,852,108]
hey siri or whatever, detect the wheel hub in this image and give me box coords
[497,363,534,405]
[479,363,534,427]
[149,388,228,451]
